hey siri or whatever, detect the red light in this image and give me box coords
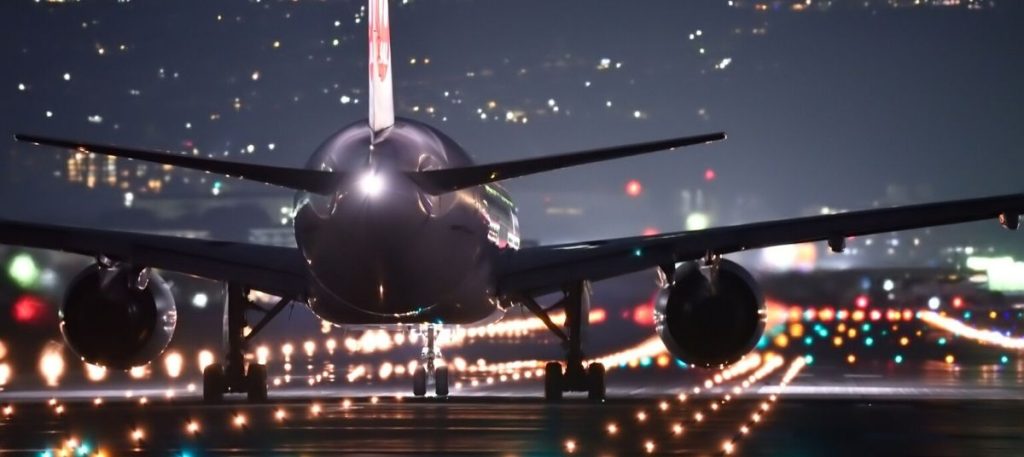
[952,296,964,309]
[642,227,659,236]
[632,303,654,326]
[704,168,716,182]
[625,180,643,198]
[12,295,46,324]
[855,295,869,309]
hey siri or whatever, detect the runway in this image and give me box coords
[3,357,1024,456]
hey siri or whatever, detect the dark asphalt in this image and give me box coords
[1,362,1022,456]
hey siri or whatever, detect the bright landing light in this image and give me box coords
[359,172,384,196]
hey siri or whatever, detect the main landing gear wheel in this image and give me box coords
[413,366,428,397]
[544,362,564,401]
[200,282,293,403]
[587,363,606,401]
[434,366,450,397]
[203,363,225,404]
[246,363,268,403]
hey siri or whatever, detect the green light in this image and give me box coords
[964,311,972,320]
[894,355,903,364]
[1001,355,1009,364]
[803,354,814,365]
[803,336,813,346]
[938,337,947,346]
[864,337,874,347]
[685,212,710,231]
[632,248,642,257]
[861,323,871,332]
[7,253,39,288]
[76,444,90,456]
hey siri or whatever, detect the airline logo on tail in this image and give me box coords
[368,0,395,135]
[369,0,390,82]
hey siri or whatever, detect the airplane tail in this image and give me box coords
[14,131,725,196]
[368,0,395,138]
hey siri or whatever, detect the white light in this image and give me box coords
[17,83,26,91]
[192,292,208,308]
[882,279,895,292]
[39,345,65,386]
[928,296,941,310]
[359,172,384,196]
[198,350,215,371]
[164,352,184,378]
[85,363,106,382]
[63,72,71,81]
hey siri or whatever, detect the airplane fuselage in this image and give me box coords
[293,118,520,326]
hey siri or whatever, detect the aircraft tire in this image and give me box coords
[413,366,428,396]
[544,362,563,401]
[203,363,225,404]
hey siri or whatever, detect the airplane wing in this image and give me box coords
[498,193,1024,296]
[0,219,308,298]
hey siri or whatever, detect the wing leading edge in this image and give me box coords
[0,219,308,298]
[499,193,1024,296]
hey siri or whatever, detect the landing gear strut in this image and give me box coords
[524,281,606,401]
[412,324,449,397]
[203,282,291,403]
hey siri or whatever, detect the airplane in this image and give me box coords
[4,0,1024,403]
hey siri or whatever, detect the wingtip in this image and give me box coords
[13,134,44,146]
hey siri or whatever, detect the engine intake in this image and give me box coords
[655,260,765,369]
[60,263,177,370]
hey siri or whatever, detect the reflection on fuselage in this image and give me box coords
[293,118,520,326]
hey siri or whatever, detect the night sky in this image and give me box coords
[2,0,1023,261]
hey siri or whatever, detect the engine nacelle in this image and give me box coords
[60,263,177,370]
[655,260,766,369]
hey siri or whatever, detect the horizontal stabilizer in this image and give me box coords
[14,134,340,194]
[408,132,725,195]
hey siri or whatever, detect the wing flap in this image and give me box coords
[0,219,307,297]
[499,193,1024,295]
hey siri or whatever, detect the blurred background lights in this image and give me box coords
[38,343,65,386]
[7,253,40,288]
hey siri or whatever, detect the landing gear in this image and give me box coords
[544,361,563,401]
[246,363,268,402]
[203,363,225,403]
[435,366,449,397]
[543,361,605,402]
[526,281,607,402]
[202,282,291,403]
[413,366,428,397]
[412,325,449,397]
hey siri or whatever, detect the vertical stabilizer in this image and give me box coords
[368,0,395,137]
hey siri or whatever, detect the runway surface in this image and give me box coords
[2,359,1023,456]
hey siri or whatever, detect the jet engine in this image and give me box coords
[60,263,177,370]
[654,260,765,369]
